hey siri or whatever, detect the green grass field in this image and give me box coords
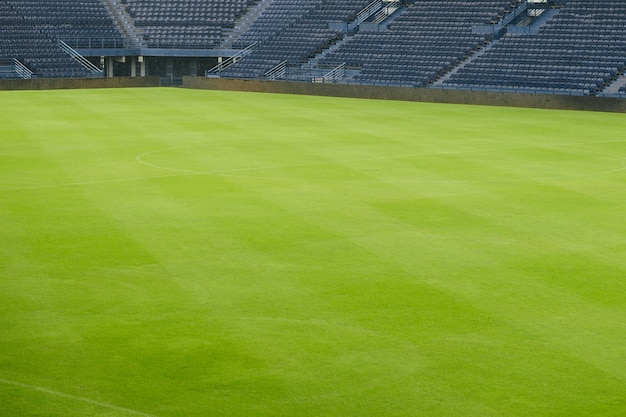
[1,87,626,417]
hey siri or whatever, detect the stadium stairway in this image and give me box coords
[431,39,502,87]
[599,73,626,97]
[442,0,626,96]
[282,1,407,83]
[222,0,274,48]
[219,0,376,80]
[101,0,144,47]
[306,33,355,66]
[433,2,555,88]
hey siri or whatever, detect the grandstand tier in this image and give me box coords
[1,0,625,97]
[1,1,96,79]
[442,0,626,95]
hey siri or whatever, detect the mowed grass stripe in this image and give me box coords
[1,88,626,416]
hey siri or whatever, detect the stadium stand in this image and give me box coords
[124,0,259,48]
[7,0,125,49]
[0,2,94,78]
[219,0,373,79]
[1,0,625,95]
[0,58,30,79]
[442,0,626,95]
[317,0,522,87]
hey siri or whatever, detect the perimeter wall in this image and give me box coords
[2,75,624,113]
[184,77,626,113]
[0,76,160,91]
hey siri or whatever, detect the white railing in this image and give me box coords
[313,63,346,84]
[206,42,259,75]
[355,0,384,25]
[373,0,400,24]
[0,59,34,79]
[265,60,287,81]
[502,1,528,26]
[13,59,33,79]
[58,40,104,75]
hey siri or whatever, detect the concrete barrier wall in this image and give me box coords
[3,75,623,113]
[184,77,626,113]
[0,76,160,91]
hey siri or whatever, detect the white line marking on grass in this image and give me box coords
[0,378,160,417]
[3,140,626,192]
[136,146,206,175]
[0,173,189,192]
[134,140,626,183]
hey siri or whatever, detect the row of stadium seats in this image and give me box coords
[219,0,626,96]
[312,0,515,87]
[142,26,222,49]
[6,0,124,47]
[0,3,93,78]
[442,0,626,95]
[125,0,258,47]
[2,0,625,95]
[235,0,328,46]
[222,0,371,78]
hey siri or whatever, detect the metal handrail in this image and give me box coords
[373,0,400,24]
[61,37,127,49]
[206,42,258,75]
[311,63,347,83]
[321,63,346,83]
[58,40,103,75]
[13,59,33,79]
[356,0,384,25]
[265,60,287,80]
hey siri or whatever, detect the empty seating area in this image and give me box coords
[0,2,92,78]
[124,0,258,48]
[316,0,519,87]
[127,0,251,26]
[222,0,372,79]
[1,0,625,93]
[443,0,626,95]
[141,26,222,49]
[235,0,326,46]
[8,0,124,48]
[0,59,23,79]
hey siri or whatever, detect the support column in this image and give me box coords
[105,57,114,78]
[131,56,137,77]
[139,56,146,77]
